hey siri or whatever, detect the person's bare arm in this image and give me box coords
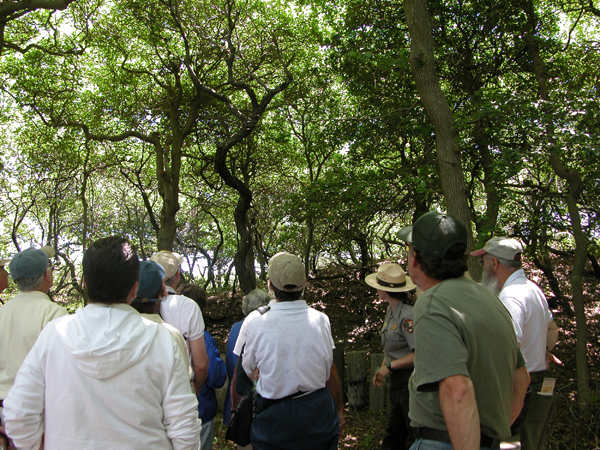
[326,363,346,435]
[511,366,530,425]
[373,352,415,388]
[439,375,480,450]
[230,357,242,411]
[189,336,209,393]
[546,319,559,351]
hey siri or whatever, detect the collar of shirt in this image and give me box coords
[271,300,308,310]
[503,268,526,289]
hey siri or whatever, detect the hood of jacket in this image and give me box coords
[55,303,158,380]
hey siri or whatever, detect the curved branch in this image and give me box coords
[0,0,76,17]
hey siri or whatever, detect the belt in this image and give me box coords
[529,370,547,384]
[412,427,495,447]
[256,390,308,414]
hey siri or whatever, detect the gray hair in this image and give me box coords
[16,273,46,292]
[164,273,178,287]
[496,257,522,270]
[242,289,270,316]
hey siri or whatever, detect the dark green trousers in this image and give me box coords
[381,368,414,450]
[512,370,557,450]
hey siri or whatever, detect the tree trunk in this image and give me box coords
[215,142,256,295]
[521,0,590,408]
[549,154,590,408]
[304,215,315,278]
[156,129,183,252]
[404,0,475,263]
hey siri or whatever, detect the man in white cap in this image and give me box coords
[472,237,559,450]
[0,246,67,436]
[241,252,345,450]
[150,250,209,392]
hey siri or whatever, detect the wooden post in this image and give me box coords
[215,383,228,413]
[333,342,346,404]
[370,353,385,411]
[346,350,367,409]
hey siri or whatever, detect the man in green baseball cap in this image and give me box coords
[398,211,530,449]
[0,246,67,446]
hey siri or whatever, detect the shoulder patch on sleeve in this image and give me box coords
[403,319,414,333]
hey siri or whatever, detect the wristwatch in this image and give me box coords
[386,361,393,371]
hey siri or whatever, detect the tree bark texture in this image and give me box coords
[521,0,590,407]
[404,0,475,257]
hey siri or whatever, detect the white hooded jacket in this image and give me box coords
[4,303,200,450]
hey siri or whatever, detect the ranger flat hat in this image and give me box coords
[365,263,416,292]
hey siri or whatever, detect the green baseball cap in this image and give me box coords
[397,211,467,259]
[133,260,166,303]
[9,247,50,280]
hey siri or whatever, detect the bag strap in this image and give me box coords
[234,304,271,396]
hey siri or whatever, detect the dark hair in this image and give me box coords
[177,283,207,310]
[131,301,160,315]
[412,244,467,280]
[387,290,411,301]
[271,284,303,302]
[83,236,140,304]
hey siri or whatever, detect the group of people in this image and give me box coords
[0,210,558,450]
[365,212,558,450]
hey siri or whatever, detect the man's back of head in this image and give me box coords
[268,252,306,302]
[83,236,140,304]
[9,247,54,293]
[150,251,182,288]
[398,211,468,282]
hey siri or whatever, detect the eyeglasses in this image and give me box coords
[478,257,485,266]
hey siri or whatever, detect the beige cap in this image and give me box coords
[41,246,56,258]
[471,237,523,261]
[268,252,306,292]
[150,250,183,279]
[0,258,11,267]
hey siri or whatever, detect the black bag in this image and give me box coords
[225,391,254,446]
[235,346,254,396]
[226,305,270,445]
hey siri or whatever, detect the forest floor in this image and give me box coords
[201,260,600,450]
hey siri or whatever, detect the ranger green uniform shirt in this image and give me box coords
[408,276,525,440]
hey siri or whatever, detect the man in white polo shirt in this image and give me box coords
[150,251,209,393]
[241,252,345,450]
[472,237,559,450]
